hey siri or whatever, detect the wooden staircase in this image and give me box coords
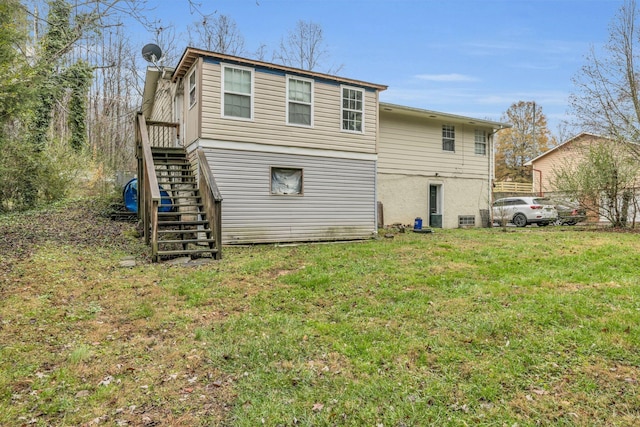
[153,148,220,261]
[136,113,222,262]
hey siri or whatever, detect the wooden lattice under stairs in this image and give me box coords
[152,147,221,261]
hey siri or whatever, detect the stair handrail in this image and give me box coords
[197,148,223,260]
[136,113,161,260]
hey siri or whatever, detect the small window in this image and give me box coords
[222,64,253,119]
[188,69,197,108]
[458,215,476,227]
[341,86,364,133]
[442,125,455,152]
[271,167,303,195]
[287,76,313,126]
[475,129,487,155]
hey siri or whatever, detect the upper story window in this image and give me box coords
[222,64,253,120]
[442,124,455,152]
[475,129,487,155]
[341,86,364,133]
[287,76,313,127]
[188,69,197,109]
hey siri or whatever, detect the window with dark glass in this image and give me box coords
[442,124,455,152]
[341,86,364,132]
[287,77,313,126]
[223,65,252,119]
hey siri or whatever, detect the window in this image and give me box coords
[287,76,313,126]
[475,129,487,155]
[458,215,476,227]
[188,69,197,108]
[271,167,303,195]
[341,86,364,132]
[222,65,253,119]
[442,125,455,151]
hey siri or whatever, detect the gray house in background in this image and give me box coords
[142,47,510,244]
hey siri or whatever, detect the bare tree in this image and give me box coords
[570,0,640,158]
[188,13,245,56]
[274,20,342,73]
[153,24,181,67]
[552,139,640,227]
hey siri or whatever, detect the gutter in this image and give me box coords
[488,126,508,225]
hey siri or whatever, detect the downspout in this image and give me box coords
[488,127,503,225]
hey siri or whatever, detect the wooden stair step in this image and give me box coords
[158,219,210,226]
[157,230,212,237]
[157,210,203,216]
[158,238,217,245]
[158,231,213,238]
[157,248,219,257]
[157,178,197,183]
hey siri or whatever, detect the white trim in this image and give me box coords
[340,85,365,134]
[286,75,314,128]
[442,124,455,152]
[194,138,377,161]
[188,68,197,109]
[474,129,487,156]
[221,62,254,121]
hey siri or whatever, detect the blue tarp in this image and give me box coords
[123,178,173,213]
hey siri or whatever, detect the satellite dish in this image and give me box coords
[142,43,163,63]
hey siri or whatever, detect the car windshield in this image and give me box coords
[533,198,552,205]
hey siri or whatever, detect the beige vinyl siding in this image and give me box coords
[150,78,174,122]
[203,147,377,244]
[378,111,491,179]
[200,61,377,154]
[184,61,201,146]
[531,135,595,194]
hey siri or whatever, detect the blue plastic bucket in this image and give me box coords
[123,178,173,213]
[414,217,423,230]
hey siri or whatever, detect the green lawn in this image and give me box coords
[1,204,639,426]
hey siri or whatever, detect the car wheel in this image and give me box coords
[512,213,527,227]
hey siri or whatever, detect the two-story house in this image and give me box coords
[144,47,387,244]
[378,103,508,229]
[141,47,510,245]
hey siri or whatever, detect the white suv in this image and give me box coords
[492,197,558,227]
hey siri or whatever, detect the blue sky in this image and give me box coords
[141,0,623,136]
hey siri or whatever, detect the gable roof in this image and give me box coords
[524,132,604,166]
[380,102,512,130]
[171,47,388,91]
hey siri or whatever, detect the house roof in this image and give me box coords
[171,47,388,91]
[380,102,512,130]
[523,132,603,166]
[141,66,174,120]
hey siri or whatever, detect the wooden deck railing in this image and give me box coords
[493,181,533,193]
[145,120,180,148]
[197,149,223,260]
[136,113,161,260]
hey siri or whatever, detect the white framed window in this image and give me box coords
[475,129,487,155]
[341,85,364,133]
[287,76,313,127]
[270,167,303,195]
[188,68,197,109]
[442,124,455,152]
[222,64,253,120]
